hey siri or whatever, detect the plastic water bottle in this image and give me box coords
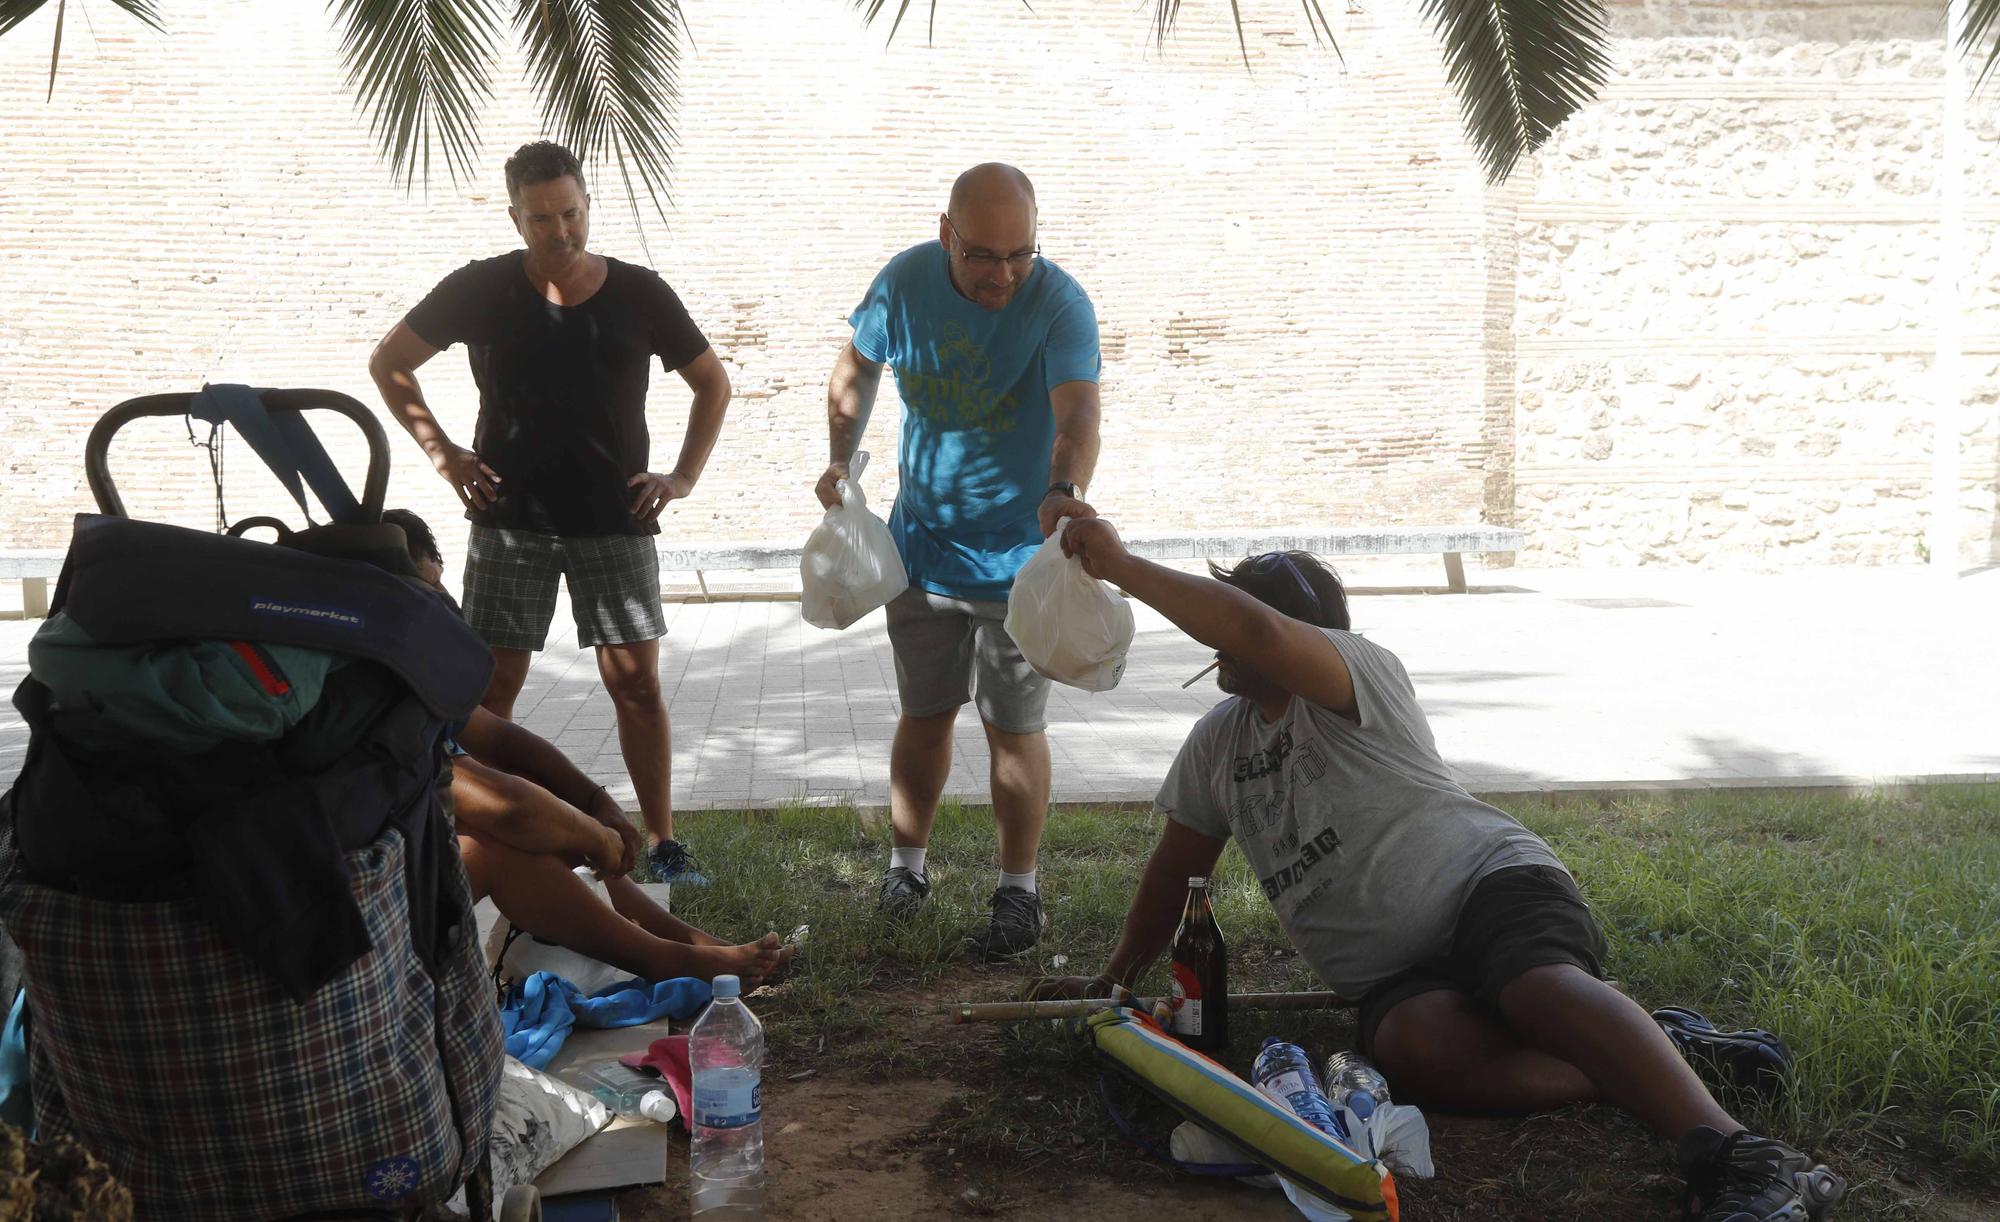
[1323,1051,1392,1122]
[1251,1039,1357,1222]
[1252,1038,1343,1140]
[573,1059,677,1123]
[690,976,765,1218]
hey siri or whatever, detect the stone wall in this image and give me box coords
[0,0,1990,569]
[1514,0,1998,566]
[0,0,1502,570]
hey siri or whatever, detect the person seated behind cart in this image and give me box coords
[1026,518,1845,1222]
[385,509,791,987]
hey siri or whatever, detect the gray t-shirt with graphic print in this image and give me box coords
[1155,628,1564,999]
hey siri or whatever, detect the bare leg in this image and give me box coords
[603,874,724,947]
[1497,963,1739,1139]
[461,833,789,985]
[982,722,1050,875]
[1371,988,1603,1113]
[889,706,959,850]
[596,639,673,844]
[483,647,534,720]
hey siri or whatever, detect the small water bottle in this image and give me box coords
[1323,1050,1392,1122]
[690,975,766,1218]
[573,1059,677,1123]
[1252,1038,1343,1140]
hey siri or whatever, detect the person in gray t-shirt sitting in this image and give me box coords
[1028,518,1846,1222]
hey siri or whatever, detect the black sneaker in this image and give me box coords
[1655,1006,1794,1097]
[877,866,932,920]
[975,886,1046,961]
[647,838,710,887]
[1677,1126,1846,1222]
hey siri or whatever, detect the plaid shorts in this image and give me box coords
[463,525,666,650]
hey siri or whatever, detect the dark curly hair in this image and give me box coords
[504,140,586,200]
[1209,551,1349,631]
[381,508,441,569]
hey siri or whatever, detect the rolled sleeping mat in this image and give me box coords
[1086,1005,1399,1222]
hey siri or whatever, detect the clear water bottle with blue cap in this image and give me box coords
[1323,1050,1392,1122]
[690,975,765,1218]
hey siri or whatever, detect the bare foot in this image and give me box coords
[694,934,793,987]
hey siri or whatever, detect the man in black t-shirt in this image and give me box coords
[369,140,730,882]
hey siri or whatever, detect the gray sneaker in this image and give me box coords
[877,866,932,920]
[976,886,1047,961]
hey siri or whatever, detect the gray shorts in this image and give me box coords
[885,586,1051,733]
[462,525,665,650]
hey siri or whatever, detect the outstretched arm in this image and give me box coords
[1027,818,1225,999]
[1063,517,1358,720]
[1039,379,1101,535]
[815,342,885,508]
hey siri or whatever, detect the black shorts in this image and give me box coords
[1357,864,1608,1056]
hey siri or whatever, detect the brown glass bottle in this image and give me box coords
[1167,876,1229,1054]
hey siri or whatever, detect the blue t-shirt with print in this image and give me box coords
[849,242,1100,602]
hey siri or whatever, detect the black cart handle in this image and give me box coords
[84,389,391,523]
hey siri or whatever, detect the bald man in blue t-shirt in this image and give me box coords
[815,163,1103,960]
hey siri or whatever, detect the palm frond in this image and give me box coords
[854,0,1031,47]
[331,0,500,190]
[2,0,161,101]
[0,0,159,36]
[512,0,684,232]
[1965,0,1999,86]
[1420,0,1611,183]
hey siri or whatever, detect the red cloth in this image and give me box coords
[620,1035,692,1127]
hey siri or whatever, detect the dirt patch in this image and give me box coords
[609,971,1992,1220]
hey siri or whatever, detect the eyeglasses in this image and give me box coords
[1245,552,1325,624]
[944,216,1039,270]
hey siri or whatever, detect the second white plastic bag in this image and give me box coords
[1003,517,1135,692]
[800,451,908,630]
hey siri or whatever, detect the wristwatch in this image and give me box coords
[1044,481,1078,500]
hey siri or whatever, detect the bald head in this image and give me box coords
[940,163,1040,309]
[948,162,1036,220]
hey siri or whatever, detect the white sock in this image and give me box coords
[999,869,1038,895]
[890,847,928,877]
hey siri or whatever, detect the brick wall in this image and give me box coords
[0,0,1991,569]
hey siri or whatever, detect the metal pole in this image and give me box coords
[947,990,1355,1024]
[1930,0,1967,573]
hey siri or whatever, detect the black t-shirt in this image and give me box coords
[404,252,710,536]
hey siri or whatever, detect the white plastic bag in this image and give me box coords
[800,450,908,630]
[485,867,640,995]
[1002,517,1135,692]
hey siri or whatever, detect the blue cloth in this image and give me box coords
[499,971,711,1070]
[0,989,29,1132]
[849,242,1100,602]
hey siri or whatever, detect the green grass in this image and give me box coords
[664,785,2000,1210]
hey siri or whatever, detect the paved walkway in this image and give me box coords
[3,562,1995,810]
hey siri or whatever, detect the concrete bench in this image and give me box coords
[0,551,65,618]
[660,526,1522,598]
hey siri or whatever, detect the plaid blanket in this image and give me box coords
[2,826,501,1220]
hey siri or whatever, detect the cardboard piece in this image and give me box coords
[534,1019,679,1196]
